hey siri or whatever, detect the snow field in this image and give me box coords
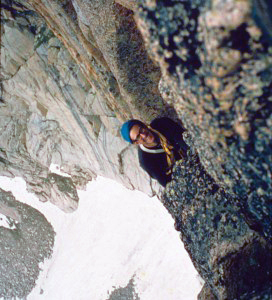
[0,175,203,300]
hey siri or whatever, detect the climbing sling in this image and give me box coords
[147,126,185,175]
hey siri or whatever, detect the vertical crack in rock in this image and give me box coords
[72,0,165,120]
[1,0,272,298]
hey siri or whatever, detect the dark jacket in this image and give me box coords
[138,117,188,187]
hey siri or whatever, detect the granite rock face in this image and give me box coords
[0,0,271,299]
[164,148,272,299]
[1,0,161,213]
[137,0,272,239]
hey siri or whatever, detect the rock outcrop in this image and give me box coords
[0,0,271,299]
[106,277,140,300]
[1,0,162,213]
[164,148,272,299]
[0,188,55,299]
[136,0,272,240]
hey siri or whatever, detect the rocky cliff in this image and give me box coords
[0,0,271,299]
[1,0,163,213]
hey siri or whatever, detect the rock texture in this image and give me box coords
[164,147,272,299]
[0,188,55,299]
[1,0,161,213]
[106,277,140,300]
[0,0,271,299]
[136,0,272,240]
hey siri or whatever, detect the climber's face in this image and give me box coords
[130,124,157,147]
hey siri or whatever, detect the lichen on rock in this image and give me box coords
[163,149,272,299]
[137,0,272,240]
[0,0,271,298]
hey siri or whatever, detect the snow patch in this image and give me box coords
[0,176,203,300]
[49,163,71,177]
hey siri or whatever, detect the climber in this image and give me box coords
[120,117,188,187]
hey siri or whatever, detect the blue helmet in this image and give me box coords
[120,120,144,143]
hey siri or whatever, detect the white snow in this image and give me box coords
[49,163,71,177]
[0,176,203,300]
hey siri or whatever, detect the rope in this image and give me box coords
[147,126,184,175]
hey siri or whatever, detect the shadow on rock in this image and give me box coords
[163,149,272,299]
